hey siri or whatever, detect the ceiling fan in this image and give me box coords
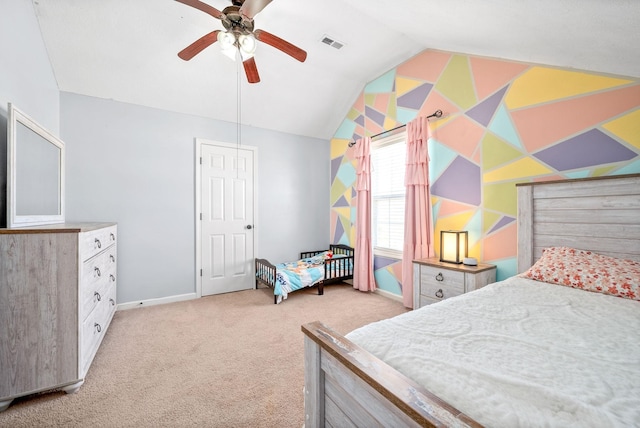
[176,0,307,83]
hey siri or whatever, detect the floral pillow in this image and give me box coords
[519,247,640,301]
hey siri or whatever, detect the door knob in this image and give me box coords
[246,225,253,230]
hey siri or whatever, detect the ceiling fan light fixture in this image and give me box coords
[217,31,235,49]
[238,33,257,59]
[217,30,239,60]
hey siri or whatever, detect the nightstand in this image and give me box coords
[412,258,496,308]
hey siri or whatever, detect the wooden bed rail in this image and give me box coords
[302,321,481,428]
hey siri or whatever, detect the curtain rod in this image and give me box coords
[348,109,442,147]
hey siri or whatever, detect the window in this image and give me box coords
[371,132,406,258]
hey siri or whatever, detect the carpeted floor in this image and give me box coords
[0,283,407,427]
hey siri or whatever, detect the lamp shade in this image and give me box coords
[440,230,468,264]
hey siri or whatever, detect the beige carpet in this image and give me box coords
[0,283,407,427]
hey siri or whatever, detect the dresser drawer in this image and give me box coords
[83,245,117,281]
[81,283,116,374]
[81,311,102,369]
[81,247,117,320]
[81,274,116,322]
[80,225,117,262]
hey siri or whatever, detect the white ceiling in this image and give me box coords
[33,0,640,140]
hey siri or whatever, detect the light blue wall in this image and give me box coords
[0,0,60,227]
[61,93,330,304]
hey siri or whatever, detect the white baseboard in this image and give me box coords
[117,288,401,310]
[117,293,198,311]
[374,288,403,303]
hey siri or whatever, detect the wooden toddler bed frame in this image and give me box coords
[302,173,640,427]
[255,244,354,304]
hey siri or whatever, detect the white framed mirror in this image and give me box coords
[7,103,65,228]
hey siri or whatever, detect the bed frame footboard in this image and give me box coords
[255,258,279,304]
[302,321,481,428]
[300,245,355,292]
[324,244,354,284]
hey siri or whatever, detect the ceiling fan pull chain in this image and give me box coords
[237,57,242,178]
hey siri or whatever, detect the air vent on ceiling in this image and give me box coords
[320,35,344,50]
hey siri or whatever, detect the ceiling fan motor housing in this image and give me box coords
[222,5,254,34]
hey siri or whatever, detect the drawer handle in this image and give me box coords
[94,323,102,333]
[94,291,102,301]
[110,254,115,263]
[435,272,444,282]
[109,298,116,306]
[110,274,116,282]
[95,238,102,249]
[94,267,101,277]
[435,289,444,298]
[110,233,115,242]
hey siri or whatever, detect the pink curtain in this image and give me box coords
[353,136,376,292]
[401,117,435,308]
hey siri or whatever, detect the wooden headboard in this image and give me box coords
[517,173,640,273]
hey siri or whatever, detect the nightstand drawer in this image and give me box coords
[420,279,464,300]
[420,266,465,288]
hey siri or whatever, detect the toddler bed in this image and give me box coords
[255,244,354,304]
[303,173,640,427]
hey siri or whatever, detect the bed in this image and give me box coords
[255,244,354,304]
[302,173,640,427]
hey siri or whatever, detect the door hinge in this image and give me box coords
[200,157,202,165]
[200,213,203,220]
[200,269,203,276]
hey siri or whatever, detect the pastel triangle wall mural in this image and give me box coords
[470,56,528,100]
[505,67,634,109]
[466,85,509,127]
[435,55,477,110]
[602,110,640,150]
[329,48,640,296]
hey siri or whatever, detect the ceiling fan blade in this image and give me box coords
[254,29,307,62]
[243,57,261,83]
[175,0,223,20]
[178,30,221,60]
[239,0,272,19]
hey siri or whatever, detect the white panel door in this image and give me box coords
[201,144,254,295]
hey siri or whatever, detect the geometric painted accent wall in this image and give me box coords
[330,50,640,296]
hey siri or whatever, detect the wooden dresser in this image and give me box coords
[0,223,117,411]
[413,258,496,308]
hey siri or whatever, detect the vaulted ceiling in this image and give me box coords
[33,0,640,140]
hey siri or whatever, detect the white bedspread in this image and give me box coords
[346,277,640,427]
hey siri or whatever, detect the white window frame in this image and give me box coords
[371,131,406,259]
